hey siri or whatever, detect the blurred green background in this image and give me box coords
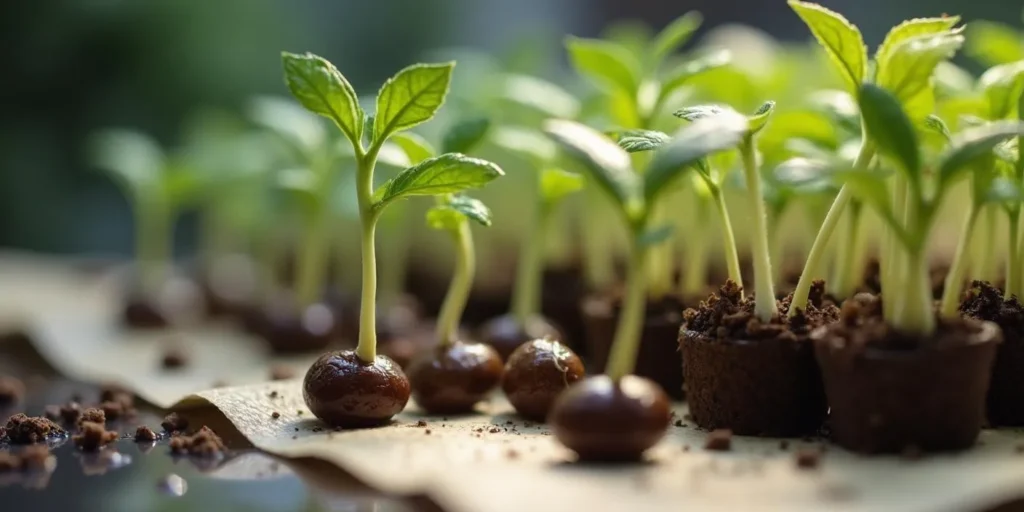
[1,0,1020,255]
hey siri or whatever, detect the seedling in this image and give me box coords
[787,1,965,315]
[842,84,1024,333]
[281,52,503,364]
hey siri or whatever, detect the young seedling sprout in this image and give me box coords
[283,52,503,428]
[90,129,204,328]
[787,2,964,315]
[544,111,748,461]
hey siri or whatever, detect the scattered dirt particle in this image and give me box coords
[505,420,514,425]
[415,420,427,427]
[73,422,118,452]
[161,346,188,369]
[161,413,188,433]
[674,419,684,427]
[506,448,519,459]
[268,391,279,399]
[704,429,732,452]
[291,435,297,440]
[79,408,105,427]
[4,414,64,444]
[682,445,691,452]
[424,429,432,435]
[296,410,303,416]
[523,422,533,428]
[271,412,280,420]
[100,401,126,421]
[0,376,25,405]
[488,427,501,434]
[779,440,790,451]
[795,449,822,470]
[134,426,158,442]
[168,426,226,457]
[1016,444,1024,454]
[269,365,295,381]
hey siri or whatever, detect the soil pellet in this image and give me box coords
[704,429,733,451]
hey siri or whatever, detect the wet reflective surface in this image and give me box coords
[0,334,430,512]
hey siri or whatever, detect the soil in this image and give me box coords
[0,376,25,406]
[813,294,999,454]
[73,422,118,452]
[582,293,686,400]
[100,401,129,421]
[501,338,585,422]
[161,345,189,369]
[795,449,822,469]
[78,408,105,426]
[259,296,339,354]
[44,401,82,425]
[134,425,158,442]
[161,413,189,433]
[169,426,227,457]
[704,429,732,451]
[122,293,169,329]
[99,384,135,409]
[4,414,64,444]
[680,280,836,436]
[407,341,503,414]
[960,281,1024,426]
[549,375,671,462]
[303,350,410,428]
[478,313,563,362]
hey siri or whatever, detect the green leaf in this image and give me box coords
[875,17,961,71]
[659,50,731,101]
[617,130,671,153]
[372,153,503,210]
[875,31,964,120]
[636,224,675,248]
[373,62,455,141]
[426,195,492,230]
[281,52,364,146]
[858,83,921,179]
[426,206,464,231]
[808,90,860,134]
[651,12,702,64]
[442,117,491,154]
[389,132,436,165]
[937,121,1024,187]
[543,119,638,210]
[246,96,325,153]
[924,114,953,142]
[674,104,729,122]
[788,1,867,96]
[965,21,1024,67]
[565,36,641,95]
[490,126,557,165]
[539,167,584,203]
[377,142,413,168]
[645,111,749,203]
[771,158,832,193]
[748,101,776,134]
[448,195,493,227]
[499,74,580,119]
[88,129,165,193]
[979,60,1024,120]
[984,176,1024,204]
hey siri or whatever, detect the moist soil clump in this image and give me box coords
[78,408,105,426]
[0,376,25,406]
[161,413,189,433]
[134,426,158,442]
[4,414,64,444]
[169,426,227,457]
[960,281,1024,426]
[680,280,837,436]
[704,429,732,451]
[73,422,118,452]
[813,294,999,454]
[161,346,189,369]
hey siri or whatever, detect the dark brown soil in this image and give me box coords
[583,293,686,400]
[99,384,135,410]
[161,413,188,433]
[169,426,227,457]
[44,402,82,425]
[122,293,169,328]
[549,375,671,462]
[960,281,1024,426]
[73,422,118,452]
[501,338,585,422]
[680,280,836,436]
[4,414,64,444]
[704,429,732,451]
[161,345,189,369]
[479,313,563,362]
[100,401,128,421]
[407,341,504,414]
[0,376,25,406]
[78,408,105,426]
[813,294,999,454]
[303,350,410,428]
[134,426,158,442]
[795,449,821,469]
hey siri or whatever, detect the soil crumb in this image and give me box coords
[134,426,158,442]
[161,346,189,369]
[684,280,839,342]
[161,413,188,433]
[0,376,25,405]
[99,384,135,409]
[73,422,118,452]
[795,449,821,470]
[169,426,227,457]
[78,408,105,427]
[704,429,733,451]
[961,281,1023,340]
[4,414,64,444]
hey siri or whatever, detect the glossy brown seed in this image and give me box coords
[550,375,671,462]
[479,313,563,361]
[407,341,503,414]
[502,338,585,422]
[303,350,410,428]
[261,300,337,354]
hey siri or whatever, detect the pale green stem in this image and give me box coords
[939,204,979,318]
[710,185,743,295]
[436,221,474,345]
[892,247,935,336]
[740,140,777,321]
[582,186,615,290]
[355,146,382,363]
[137,193,172,297]
[605,242,650,381]
[294,207,329,308]
[646,199,673,300]
[971,205,999,283]
[832,202,864,300]
[789,141,876,317]
[512,201,549,325]
[768,209,783,290]
[830,207,852,294]
[1007,211,1021,300]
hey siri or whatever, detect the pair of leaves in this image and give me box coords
[789,1,867,97]
[565,37,641,96]
[674,100,776,136]
[281,52,454,149]
[426,194,492,230]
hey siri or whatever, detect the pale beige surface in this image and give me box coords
[175,380,1024,512]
